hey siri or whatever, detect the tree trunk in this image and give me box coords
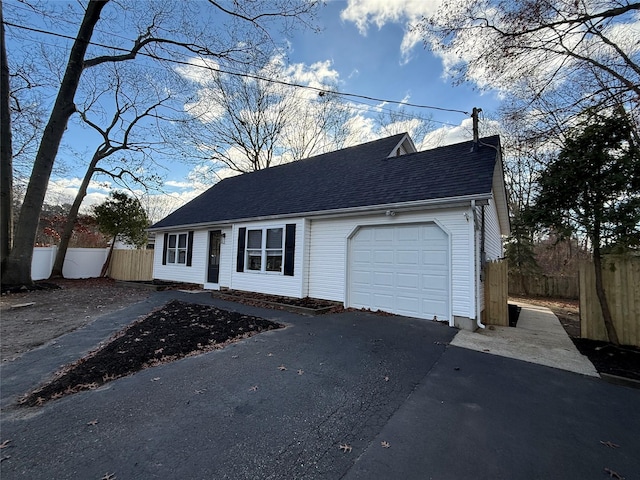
[100,238,116,278]
[0,0,13,274]
[593,249,619,345]
[1,0,108,286]
[50,152,101,278]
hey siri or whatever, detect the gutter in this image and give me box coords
[148,193,492,233]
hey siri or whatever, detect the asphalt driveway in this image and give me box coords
[1,291,639,479]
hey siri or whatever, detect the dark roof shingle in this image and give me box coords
[151,134,500,229]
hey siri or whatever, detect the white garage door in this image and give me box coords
[348,223,450,320]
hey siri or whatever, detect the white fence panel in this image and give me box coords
[31,247,109,280]
[31,247,57,280]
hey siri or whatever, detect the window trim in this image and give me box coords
[163,231,193,266]
[236,224,295,276]
[244,226,284,274]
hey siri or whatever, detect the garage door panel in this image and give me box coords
[373,250,394,264]
[397,272,419,289]
[396,250,420,265]
[351,270,372,286]
[352,249,372,263]
[374,228,394,241]
[397,226,420,241]
[349,224,449,321]
[372,271,394,287]
[372,293,394,309]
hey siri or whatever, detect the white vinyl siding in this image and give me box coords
[154,230,206,284]
[153,227,233,288]
[484,196,504,260]
[308,208,474,319]
[230,219,305,298]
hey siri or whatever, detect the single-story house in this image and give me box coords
[149,133,510,330]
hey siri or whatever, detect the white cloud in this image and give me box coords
[44,178,112,213]
[420,116,501,150]
[340,0,442,62]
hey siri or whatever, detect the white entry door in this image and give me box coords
[348,223,450,320]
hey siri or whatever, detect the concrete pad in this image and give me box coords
[451,302,599,377]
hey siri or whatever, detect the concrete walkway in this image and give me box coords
[451,302,599,377]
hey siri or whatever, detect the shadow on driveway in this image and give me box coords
[1,291,639,479]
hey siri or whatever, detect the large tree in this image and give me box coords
[50,65,171,278]
[1,0,12,267]
[179,54,350,175]
[1,0,319,285]
[418,1,639,102]
[417,0,640,151]
[528,108,640,344]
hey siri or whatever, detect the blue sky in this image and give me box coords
[5,0,502,219]
[288,1,495,126]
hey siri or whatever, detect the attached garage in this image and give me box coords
[348,223,450,321]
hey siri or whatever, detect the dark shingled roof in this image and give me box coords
[151,134,501,229]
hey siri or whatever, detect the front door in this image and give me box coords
[208,231,222,283]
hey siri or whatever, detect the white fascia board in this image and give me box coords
[148,222,234,233]
[148,194,491,232]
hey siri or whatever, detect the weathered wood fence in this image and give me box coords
[484,259,508,326]
[579,255,640,347]
[508,273,579,299]
[108,249,154,281]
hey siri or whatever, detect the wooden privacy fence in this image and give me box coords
[108,249,154,281]
[579,255,640,347]
[508,273,579,299]
[484,259,508,326]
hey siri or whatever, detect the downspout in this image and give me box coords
[472,200,485,330]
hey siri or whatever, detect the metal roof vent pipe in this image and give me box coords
[471,107,482,152]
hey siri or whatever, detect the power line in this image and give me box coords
[3,20,470,116]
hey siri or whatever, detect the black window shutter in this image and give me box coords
[162,232,168,265]
[186,231,194,266]
[236,227,246,272]
[284,224,296,276]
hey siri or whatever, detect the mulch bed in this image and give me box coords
[571,338,640,383]
[215,289,343,312]
[19,300,282,407]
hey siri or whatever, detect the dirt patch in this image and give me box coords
[19,300,282,407]
[1,278,150,361]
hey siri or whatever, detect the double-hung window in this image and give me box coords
[246,227,283,273]
[166,233,188,264]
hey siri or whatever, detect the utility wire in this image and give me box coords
[3,20,470,115]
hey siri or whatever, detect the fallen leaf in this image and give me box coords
[249,385,258,392]
[600,440,620,448]
[604,468,624,479]
[381,441,390,448]
[297,369,304,375]
[87,419,98,426]
[0,440,10,449]
[339,444,352,453]
[151,377,160,382]
[278,365,287,371]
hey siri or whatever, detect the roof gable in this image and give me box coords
[151,134,502,229]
